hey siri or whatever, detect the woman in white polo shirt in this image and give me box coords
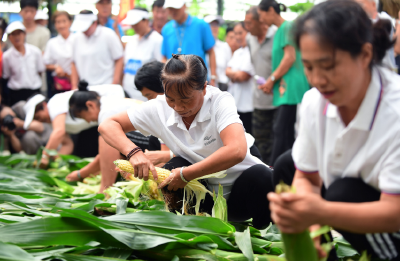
[269,1,400,259]
[226,22,254,135]
[122,7,163,100]
[99,54,273,228]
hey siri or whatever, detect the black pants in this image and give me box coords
[252,108,277,165]
[162,156,274,229]
[270,105,297,166]
[238,111,253,135]
[8,88,40,106]
[71,127,99,158]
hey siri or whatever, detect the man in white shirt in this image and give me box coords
[2,22,44,106]
[70,10,124,90]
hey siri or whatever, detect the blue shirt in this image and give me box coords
[105,16,124,37]
[161,15,215,62]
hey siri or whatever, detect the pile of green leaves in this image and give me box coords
[0,154,363,261]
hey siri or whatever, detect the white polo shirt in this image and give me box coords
[123,30,163,101]
[292,66,400,194]
[127,85,265,186]
[44,34,75,76]
[214,40,232,85]
[2,43,45,90]
[227,46,255,113]
[72,26,123,85]
[48,84,125,134]
[98,98,143,124]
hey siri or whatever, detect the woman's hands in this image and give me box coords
[129,151,158,181]
[144,150,170,166]
[258,78,274,94]
[158,168,188,191]
[65,170,81,182]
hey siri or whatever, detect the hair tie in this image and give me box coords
[172,53,180,59]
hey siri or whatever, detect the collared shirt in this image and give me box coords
[44,34,75,76]
[123,30,163,101]
[104,16,124,37]
[72,25,123,86]
[47,84,125,134]
[247,26,276,110]
[214,40,232,85]
[292,66,400,194]
[227,46,255,113]
[2,43,45,90]
[127,85,265,186]
[161,15,215,62]
[98,97,143,124]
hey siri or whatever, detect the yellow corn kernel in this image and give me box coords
[114,160,171,184]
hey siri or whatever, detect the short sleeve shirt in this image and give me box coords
[44,34,75,76]
[72,26,123,85]
[98,98,143,124]
[26,25,51,52]
[272,21,309,106]
[213,40,232,85]
[161,15,215,62]
[292,66,400,194]
[123,30,163,101]
[127,86,265,186]
[227,46,255,113]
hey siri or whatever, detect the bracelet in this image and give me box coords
[77,170,82,179]
[126,146,141,161]
[169,150,174,160]
[180,167,188,183]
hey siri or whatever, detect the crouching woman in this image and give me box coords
[99,54,274,228]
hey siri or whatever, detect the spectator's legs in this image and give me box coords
[252,108,277,165]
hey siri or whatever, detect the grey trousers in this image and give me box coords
[21,123,52,155]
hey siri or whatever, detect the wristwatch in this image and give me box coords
[270,75,276,82]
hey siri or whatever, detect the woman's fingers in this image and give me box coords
[149,163,158,181]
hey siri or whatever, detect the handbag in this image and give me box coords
[53,76,71,91]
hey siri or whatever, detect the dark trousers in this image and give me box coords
[71,127,99,158]
[238,111,252,135]
[270,105,297,166]
[252,108,277,165]
[8,88,40,106]
[162,155,274,229]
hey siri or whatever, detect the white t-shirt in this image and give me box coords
[2,43,45,90]
[98,98,143,124]
[123,30,163,101]
[48,84,125,134]
[72,26,123,86]
[43,34,75,76]
[227,46,255,113]
[214,40,232,85]
[292,66,400,194]
[127,85,265,186]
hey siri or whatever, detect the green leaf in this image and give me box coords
[0,241,39,261]
[6,202,59,217]
[52,177,75,193]
[234,227,254,261]
[35,147,43,170]
[212,184,228,222]
[57,254,131,261]
[103,248,133,259]
[334,238,359,258]
[310,226,331,239]
[115,198,128,215]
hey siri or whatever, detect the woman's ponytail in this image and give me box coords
[69,80,100,120]
[78,80,89,91]
[259,0,286,14]
[372,19,395,64]
[279,3,287,12]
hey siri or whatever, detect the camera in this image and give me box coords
[2,114,16,131]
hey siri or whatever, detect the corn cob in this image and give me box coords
[275,181,318,261]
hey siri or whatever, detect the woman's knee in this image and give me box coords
[325,178,381,203]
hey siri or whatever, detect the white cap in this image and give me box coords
[204,15,224,25]
[5,21,26,34]
[70,14,98,32]
[23,94,46,130]
[164,0,185,9]
[35,10,49,21]
[121,9,150,26]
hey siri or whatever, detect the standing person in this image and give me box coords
[269,1,400,260]
[225,27,239,54]
[122,8,163,100]
[226,22,254,135]
[99,54,274,228]
[34,10,49,27]
[151,0,168,34]
[258,0,309,165]
[204,15,232,91]
[2,22,44,106]
[44,11,74,94]
[161,0,217,86]
[70,10,124,90]
[245,6,277,164]
[20,0,50,52]
[96,0,123,38]
[0,18,7,103]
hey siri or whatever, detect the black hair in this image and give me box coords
[152,0,165,9]
[293,0,394,65]
[69,80,100,120]
[235,21,248,31]
[20,0,39,10]
[161,54,208,99]
[135,61,165,93]
[226,26,234,35]
[258,0,287,14]
[79,10,94,14]
[0,18,8,38]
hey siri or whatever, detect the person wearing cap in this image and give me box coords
[34,10,49,27]
[20,0,50,52]
[70,10,124,90]
[2,21,45,106]
[161,0,217,86]
[96,0,124,38]
[122,7,163,100]
[151,0,168,34]
[44,11,74,94]
[204,15,231,91]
